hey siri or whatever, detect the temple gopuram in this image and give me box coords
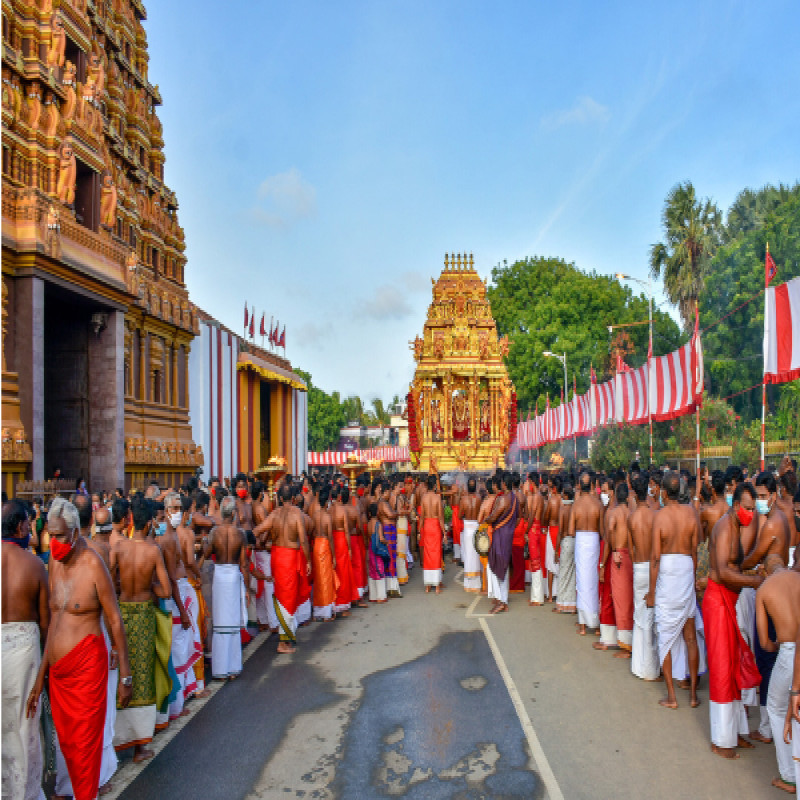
[2,0,202,494]
[407,253,517,472]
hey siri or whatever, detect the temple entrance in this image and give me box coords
[42,282,124,488]
[43,285,91,482]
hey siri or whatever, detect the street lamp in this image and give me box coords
[543,350,576,464]
[616,273,654,463]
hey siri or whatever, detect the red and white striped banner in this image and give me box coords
[307,447,410,467]
[764,276,800,384]
[592,379,616,429]
[616,363,649,425]
[517,332,705,449]
[649,333,703,420]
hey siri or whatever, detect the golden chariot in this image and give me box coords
[407,253,517,472]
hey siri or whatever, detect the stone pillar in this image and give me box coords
[14,276,45,479]
[138,332,146,400]
[88,309,125,489]
[171,344,178,407]
[183,344,190,410]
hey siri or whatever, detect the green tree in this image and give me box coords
[650,181,722,331]
[295,370,344,452]
[488,257,682,415]
[700,184,800,420]
[370,397,391,426]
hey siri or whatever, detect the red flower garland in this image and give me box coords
[407,392,420,453]
[509,391,518,445]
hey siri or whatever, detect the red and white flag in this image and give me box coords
[649,327,704,421]
[765,248,778,287]
[764,275,800,384]
[244,303,249,330]
[249,311,255,339]
[616,361,648,425]
[278,326,286,348]
[259,313,266,337]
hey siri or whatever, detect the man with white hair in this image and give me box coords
[2,499,48,800]
[26,497,133,800]
[201,496,249,680]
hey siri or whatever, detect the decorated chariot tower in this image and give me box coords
[407,253,517,471]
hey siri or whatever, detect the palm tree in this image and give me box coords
[649,181,721,331]
[342,395,364,426]
[371,397,391,426]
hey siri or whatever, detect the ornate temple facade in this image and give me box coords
[2,0,202,494]
[407,253,517,472]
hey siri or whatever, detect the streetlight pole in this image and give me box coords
[616,273,653,464]
[543,350,576,465]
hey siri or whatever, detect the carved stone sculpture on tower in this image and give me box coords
[47,15,66,70]
[100,171,117,228]
[61,61,77,127]
[56,138,76,205]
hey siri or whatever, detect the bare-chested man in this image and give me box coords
[699,471,728,602]
[526,473,546,605]
[543,475,562,603]
[162,491,202,717]
[292,487,317,623]
[310,486,337,619]
[571,472,604,634]
[234,474,254,535]
[201,496,249,678]
[706,482,764,758]
[420,474,446,593]
[26,498,132,799]
[602,482,633,655]
[753,556,800,792]
[327,486,354,616]
[627,474,660,680]
[459,478,483,593]
[646,471,700,710]
[108,496,169,761]
[175,494,210,697]
[555,482,577,613]
[256,485,310,653]
[745,472,792,570]
[378,483,401,599]
[3,500,49,799]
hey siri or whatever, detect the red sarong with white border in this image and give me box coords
[510,520,527,592]
[50,633,108,800]
[272,546,303,642]
[332,530,353,612]
[610,548,634,649]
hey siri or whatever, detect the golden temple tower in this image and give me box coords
[407,253,517,472]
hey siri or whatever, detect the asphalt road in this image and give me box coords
[109,561,780,800]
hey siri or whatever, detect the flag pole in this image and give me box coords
[761,243,769,471]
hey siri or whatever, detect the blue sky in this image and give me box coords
[145,0,800,403]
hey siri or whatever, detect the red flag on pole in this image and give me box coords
[244,303,249,330]
[249,311,255,339]
[765,245,777,287]
[278,326,286,348]
[271,321,278,346]
[259,313,266,337]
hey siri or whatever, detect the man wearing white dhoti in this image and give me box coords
[755,555,800,793]
[2,500,49,800]
[649,471,701,710]
[202,497,249,679]
[571,473,604,634]
[459,479,483,593]
[629,475,659,680]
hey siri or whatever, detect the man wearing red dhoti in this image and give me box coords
[311,487,337,621]
[419,474,445,592]
[594,548,618,650]
[704,483,763,758]
[510,518,527,594]
[451,499,463,564]
[27,498,133,800]
[606,483,634,651]
[330,488,354,615]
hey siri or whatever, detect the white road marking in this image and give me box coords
[103,630,272,799]
[477,617,565,800]
[465,595,492,618]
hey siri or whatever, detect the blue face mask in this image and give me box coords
[755,498,771,516]
[659,493,665,508]
[154,522,167,536]
[725,493,733,507]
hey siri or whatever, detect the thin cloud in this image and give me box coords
[293,321,334,348]
[359,285,414,320]
[251,168,317,228]
[541,96,610,131]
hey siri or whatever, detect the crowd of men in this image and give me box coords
[3,458,800,798]
[446,458,800,794]
[1,470,428,800]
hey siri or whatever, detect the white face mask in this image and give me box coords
[169,512,182,528]
[647,486,654,497]
[600,492,609,507]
